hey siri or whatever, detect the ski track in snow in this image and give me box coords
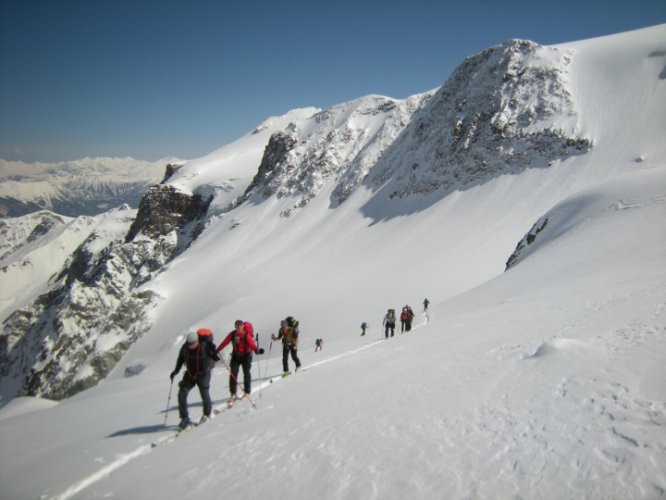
[47,337,388,500]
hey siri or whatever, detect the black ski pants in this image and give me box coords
[282,343,301,372]
[230,353,253,395]
[385,322,395,338]
[178,370,212,420]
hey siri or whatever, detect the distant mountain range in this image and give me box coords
[0,156,181,218]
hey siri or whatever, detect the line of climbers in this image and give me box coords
[170,299,430,430]
[362,298,429,338]
[169,316,301,430]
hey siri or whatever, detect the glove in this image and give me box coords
[271,334,277,341]
[256,348,265,355]
[170,371,177,381]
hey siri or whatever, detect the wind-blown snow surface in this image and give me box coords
[1,25,665,500]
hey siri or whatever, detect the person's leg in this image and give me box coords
[197,371,212,416]
[229,357,240,396]
[241,355,252,394]
[282,343,290,372]
[178,376,195,420]
[290,346,301,369]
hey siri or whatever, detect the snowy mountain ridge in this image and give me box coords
[237,40,591,216]
[2,25,664,403]
[0,156,181,217]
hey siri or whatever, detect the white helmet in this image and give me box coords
[186,331,198,344]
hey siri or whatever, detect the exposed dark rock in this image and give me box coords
[505,217,549,270]
[125,185,211,242]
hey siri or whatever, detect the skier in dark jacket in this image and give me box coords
[272,316,301,376]
[383,309,396,338]
[170,330,221,429]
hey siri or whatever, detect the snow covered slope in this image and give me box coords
[0,24,664,500]
[0,211,99,323]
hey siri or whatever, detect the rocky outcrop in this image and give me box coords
[240,95,431,216]
[244,131,299,199]
[367,40,592,199]
[125,184,211,243]
[0,183,211,400]
[505,216,549,270]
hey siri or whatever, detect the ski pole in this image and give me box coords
[265,340,273,381]
[256,333,262,399]
[164,379,174,426]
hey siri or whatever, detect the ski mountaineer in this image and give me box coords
[400,305,415,333]
[271,316,301,376]
[170,330,221,430]
[360,321,368,336]
[383,309,396,338]
[423,298,430,311]
[216,320,260,406]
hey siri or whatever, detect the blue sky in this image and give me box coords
[1,0,664,163]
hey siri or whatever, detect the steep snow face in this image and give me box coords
[560,23,666,166]
[367,39,591,200]
[166,107,321,211]
[0,157,179,217]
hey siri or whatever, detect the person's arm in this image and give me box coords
[207,342,221,361]
[170,346,185,380]
[216,332,233,354]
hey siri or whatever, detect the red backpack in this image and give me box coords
[232,322,256,354]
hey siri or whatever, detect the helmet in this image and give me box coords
[186,331,198,344]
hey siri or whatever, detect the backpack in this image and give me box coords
[197,328,214,344]
[233,322,254,344]
[400,310,410,321]
[232,322,255,353]
[387,309,396,322]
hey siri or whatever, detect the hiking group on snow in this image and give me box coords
[170,319,264,430]
[170,301,428,430]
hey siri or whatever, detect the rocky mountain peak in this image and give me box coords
[368,39,592,198]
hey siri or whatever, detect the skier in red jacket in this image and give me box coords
[217,320,258,404]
